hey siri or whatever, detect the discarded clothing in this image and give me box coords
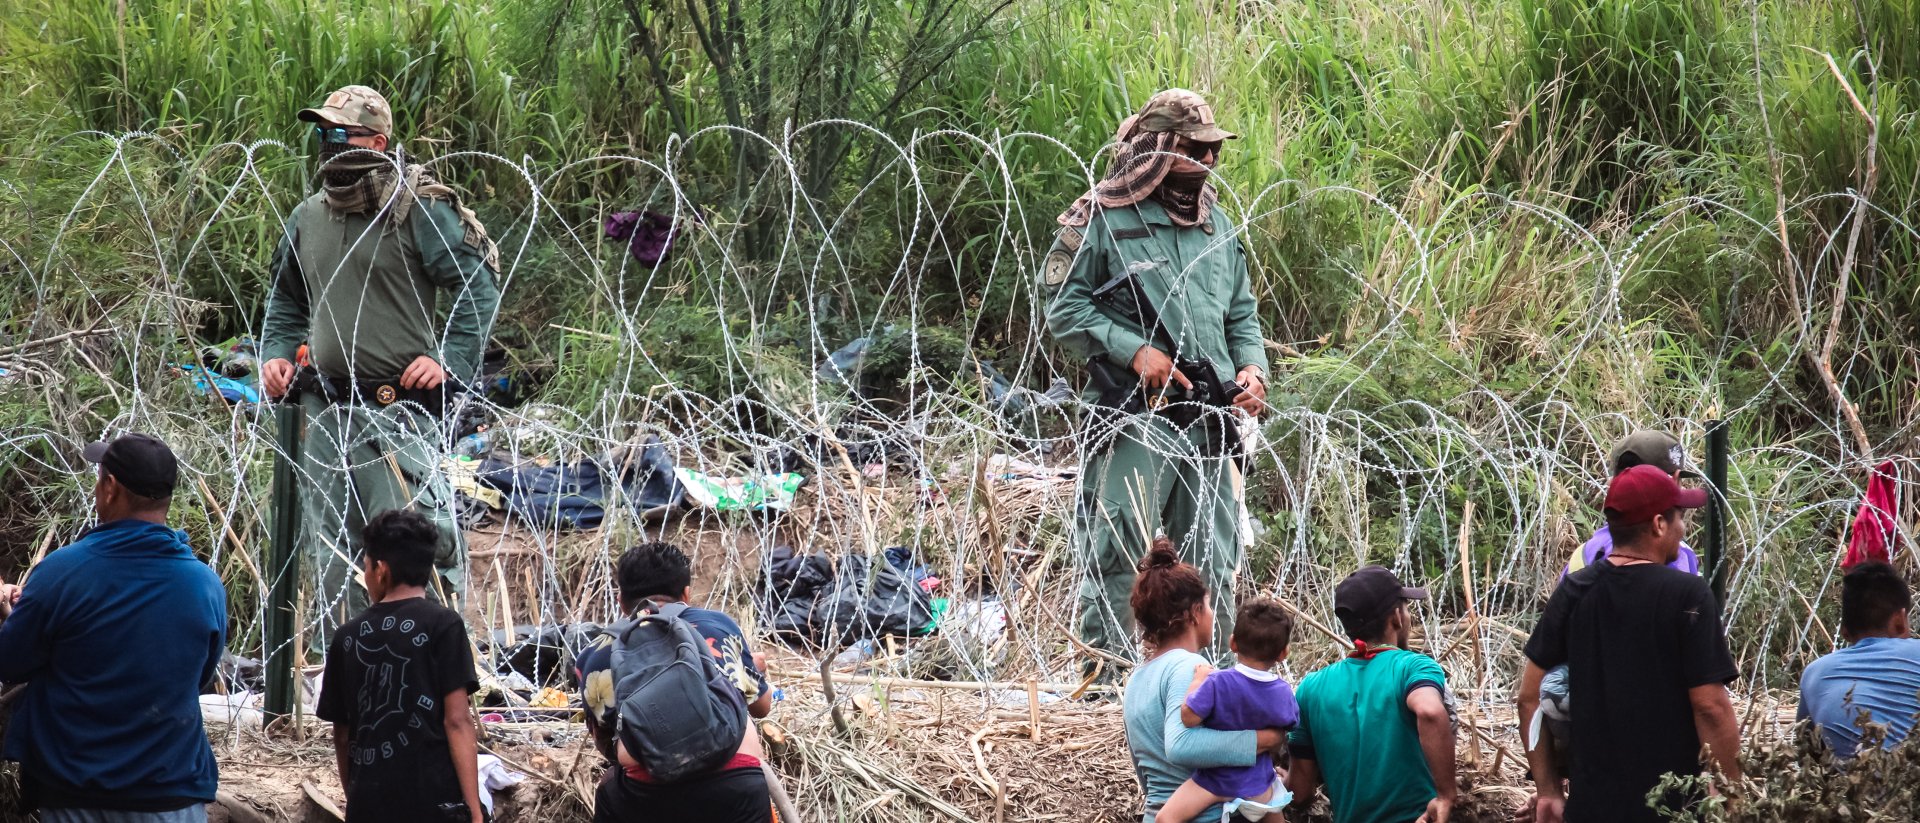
[476,438,684,529]
[176,364,260,405]
[969,357,1075,418]
[604,210,685,267]
[1845,459,1900,569]
[883,546,939,592]
[761,546,935,646]
[477,754,529,816]
[816,334,878,388]
[490,622,606,689]
[444,457,506,510]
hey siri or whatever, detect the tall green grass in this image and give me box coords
[6,0,1917,423]
[2,0,1918,621]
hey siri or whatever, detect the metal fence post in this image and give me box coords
[265,402,304,727]
[1704,418,1729,608]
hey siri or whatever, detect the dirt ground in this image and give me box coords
[207,678,1808,823]
[209,721,593,823]
[201,676,1571,823]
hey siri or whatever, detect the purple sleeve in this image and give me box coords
[1275,681,1300,729]
[1674,544,1701,575]
[1184,671,1223,722]
[1562,527,1610,580]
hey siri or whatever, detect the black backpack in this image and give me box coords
[609,603,749,782]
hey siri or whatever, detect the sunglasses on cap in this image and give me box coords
[313,125,379,143]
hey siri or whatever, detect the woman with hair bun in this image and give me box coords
[1122,538,1288,822]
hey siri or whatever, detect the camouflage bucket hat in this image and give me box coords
[1125,88,1237,142]
[298,85,394,136]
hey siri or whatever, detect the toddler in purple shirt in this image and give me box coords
[1159,599,1299,823]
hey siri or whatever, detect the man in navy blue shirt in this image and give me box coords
[1799,561,1920,758]
[0,434,228,822]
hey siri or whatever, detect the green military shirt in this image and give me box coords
[261,193,501,381]
[1042,199,1268,395]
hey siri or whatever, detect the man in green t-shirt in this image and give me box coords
[1287,567,1457,823]
[259,85,502,640]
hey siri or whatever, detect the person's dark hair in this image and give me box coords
[1841,561,1911,638]
[1130,537,1208,650]
[1337,607,1392,643]
[1232,598,1293,661]
[362,509,438,587]
[120,484,172,513]
[1604,506,1680,549]
[132,490,172,511]
[617,541,693,608]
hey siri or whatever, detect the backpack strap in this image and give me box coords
[642,601,691,624]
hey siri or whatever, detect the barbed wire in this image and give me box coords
[0,128,1905,744]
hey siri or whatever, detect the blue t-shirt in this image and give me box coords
[1798,636,1920,758]
[1185,666,1298,799]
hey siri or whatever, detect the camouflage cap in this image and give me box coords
[1127,88,1237,142]
[298,85,394,136]
[1610,430,1699,479]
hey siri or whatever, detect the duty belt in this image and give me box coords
[293,366,447,413]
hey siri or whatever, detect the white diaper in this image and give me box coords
[1220,780,1293,822]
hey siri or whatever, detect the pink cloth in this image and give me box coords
[1845,460,1900,569]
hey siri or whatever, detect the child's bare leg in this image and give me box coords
[1158,779,1230,823]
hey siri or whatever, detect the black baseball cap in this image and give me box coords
[83,433,179,499]
[1333,565,1428,628]
[1611,430,1697,479]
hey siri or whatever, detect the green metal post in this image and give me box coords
[1704,419,1729,608]
[265,402,303,727]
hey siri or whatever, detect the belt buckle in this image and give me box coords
[375,384,397,406]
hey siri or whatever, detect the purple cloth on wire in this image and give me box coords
[604,210,681,266]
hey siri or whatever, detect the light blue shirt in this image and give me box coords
[1798,636,1920,758]
[1123,649,1259,823]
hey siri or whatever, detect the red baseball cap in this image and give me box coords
[1604,463,1708,525]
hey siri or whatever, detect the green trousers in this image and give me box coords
[1075,414,1244,667]
[298,393,464,647]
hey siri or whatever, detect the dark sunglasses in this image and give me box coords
[313,125,378,143]
[1181,140,1223,160]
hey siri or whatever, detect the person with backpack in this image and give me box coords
[575,541,774,823]
[315,509,484,823]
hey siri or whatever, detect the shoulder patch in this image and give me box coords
[1043,250,1073,287]
[1056,226,1085,253]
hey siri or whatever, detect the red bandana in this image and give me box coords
[1348,640,1396,660]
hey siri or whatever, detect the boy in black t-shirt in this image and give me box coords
[317,510,485,823]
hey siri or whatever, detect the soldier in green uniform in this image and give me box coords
[1042,89,1269,665]
[259,86,502,637]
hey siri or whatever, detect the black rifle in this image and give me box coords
[1084,269,1245,459]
